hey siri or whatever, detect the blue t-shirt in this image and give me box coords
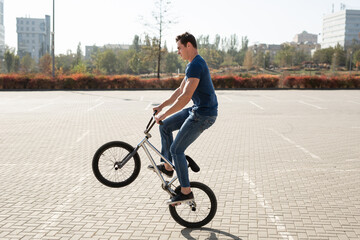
[185,55,218,116]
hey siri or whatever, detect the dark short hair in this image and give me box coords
[176,32,197,49]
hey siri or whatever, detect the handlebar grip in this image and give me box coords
[153,110,163,125]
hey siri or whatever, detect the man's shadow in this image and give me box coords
[181,227,242,240]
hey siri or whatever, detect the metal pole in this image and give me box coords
[52,0,55,78]
[349,50,352,76]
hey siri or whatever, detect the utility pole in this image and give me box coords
[52,0,55,78]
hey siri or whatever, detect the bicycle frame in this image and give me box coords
[119,113,178,197]
[138,136,177,196]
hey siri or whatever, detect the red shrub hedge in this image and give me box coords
[283,75,360,88]
[0,74,359,90]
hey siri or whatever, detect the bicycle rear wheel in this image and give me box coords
[92,141,141,188]
[169,181,217,228]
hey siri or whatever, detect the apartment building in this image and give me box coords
[322,9,360,49]
[16,15,51,62]
[293,31,318,44]
[0,0,4,57]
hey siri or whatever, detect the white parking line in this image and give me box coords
[269,128,321,160]
[348,100,360,105]
[298,100,326,110]
[263,95,280,102]
[222,95,233,102]
[242,172,294,240]
[249,101,264,110]
[345,159,360,162]
[145,102,153,110]
[28,102,54,111]
[0,96,23,104]
[300,95,324,101]
[87,102,104,112]
[76,130,90,143]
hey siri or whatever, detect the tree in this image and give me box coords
[264,51,271,69]
[116,49,134,74]
[199,48,224,69]
[313,47,334,65]
[198,35,211,49]
[56,52,76,75]
[254,50,265,69]
[144,0,176,79]
[74,42,82,67]
[131,35,141,52]
[4,48,16,73]
[99,50,117,75]
[164,52,182,73]
[226,34,239,58]
[333,44,346,67]
[293,50,310,66]
[235,36,248,65]
[14,56,20,73]
[353,49,360,70]
[243,50,254,71]
[20,54,36,73]
[274,45,296,67]
[39,54,52,75]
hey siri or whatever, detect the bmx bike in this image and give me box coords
[92,112,217,228]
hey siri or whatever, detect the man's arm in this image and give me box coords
[155,77,199,123]
[153,77,187,113]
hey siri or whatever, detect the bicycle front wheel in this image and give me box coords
[169,181,217,228]
[92,141,141,188]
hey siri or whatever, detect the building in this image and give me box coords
[16,15,51,62]
[322,9,360,49]
[293,31,318,44]
[248,43,282,62]
[0,0,4,57]
[85,44,131,60]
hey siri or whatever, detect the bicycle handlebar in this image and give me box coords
[144,111,163,134]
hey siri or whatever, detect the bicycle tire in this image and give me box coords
[92,141,141,188]
[169,181,217,228]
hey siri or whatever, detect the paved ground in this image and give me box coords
[0,90,359,240]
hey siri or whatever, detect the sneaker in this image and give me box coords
[147,164,174,177]
[167,192,194,205]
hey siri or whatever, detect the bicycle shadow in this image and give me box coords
[181,227,242,240]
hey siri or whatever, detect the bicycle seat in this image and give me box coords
[186,155,200,172]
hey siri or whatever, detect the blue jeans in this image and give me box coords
[159,108,217,188]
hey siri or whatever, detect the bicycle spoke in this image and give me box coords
[97,146,136,184]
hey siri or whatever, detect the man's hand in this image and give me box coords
[153,105,163,115]
[155,112,166,124]
[153,105,166,124]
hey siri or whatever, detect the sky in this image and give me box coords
[4,0,360,54]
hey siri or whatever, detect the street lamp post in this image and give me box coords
[349,50,353,76]
[52,0,55,78]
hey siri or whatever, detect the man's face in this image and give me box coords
[177,41,188,60]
